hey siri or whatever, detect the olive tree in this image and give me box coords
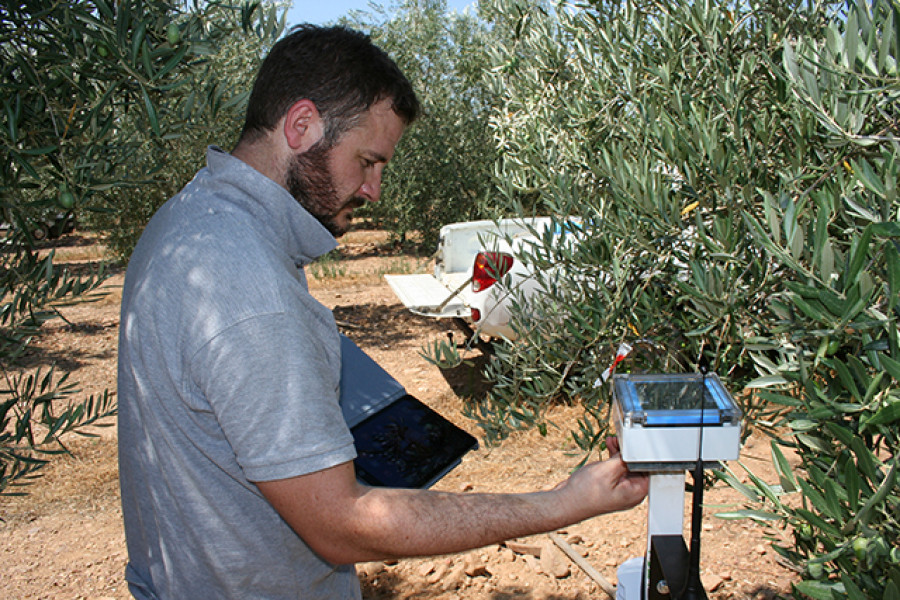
[83,1,286,259]
[721,3,899,596]
[472,0,838,442]
[0,0,283,496]
[465,0,897,594]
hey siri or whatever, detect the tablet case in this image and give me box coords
[339,335,478,489]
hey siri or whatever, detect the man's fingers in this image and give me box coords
[605,436,620,457]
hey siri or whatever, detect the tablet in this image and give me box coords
[350,394,478,489]
[339,335,478,488]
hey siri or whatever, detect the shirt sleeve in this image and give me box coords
[189,311,357,482]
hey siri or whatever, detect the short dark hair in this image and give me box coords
[239,24,420,145]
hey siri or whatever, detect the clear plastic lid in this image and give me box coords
[613,372,741,427]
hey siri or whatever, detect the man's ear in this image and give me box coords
[283,99,325,152]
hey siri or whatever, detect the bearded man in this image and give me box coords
[117,24,648,600]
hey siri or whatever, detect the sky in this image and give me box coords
[286,0,477,27]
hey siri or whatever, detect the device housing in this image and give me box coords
[612,372,741,472]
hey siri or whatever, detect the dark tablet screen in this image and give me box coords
[350,394,478,489]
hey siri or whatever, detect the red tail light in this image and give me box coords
[472,252,514,292]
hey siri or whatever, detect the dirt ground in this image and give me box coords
[0,230,800,600]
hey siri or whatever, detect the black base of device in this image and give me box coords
[648,535,707,600]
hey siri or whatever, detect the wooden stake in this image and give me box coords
[548,532,617,599]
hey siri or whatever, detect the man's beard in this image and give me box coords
[286,142,362,237]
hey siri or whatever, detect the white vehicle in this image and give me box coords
[385,217,576,341]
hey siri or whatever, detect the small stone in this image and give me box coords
[464,555,489,578]
[460,482,474,492]
[755,544,767,555]
[418,561,436,577]
[426,560,451,584]
[467,564,490,577]
[442,564,467,591]
[540,544,571,579]
[701,573,724,591]
[566,534,584,545]
[498,547,515,562]
[356,562,383,578]
[507,540,544,557]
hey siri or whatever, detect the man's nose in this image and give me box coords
[359,167,383,203]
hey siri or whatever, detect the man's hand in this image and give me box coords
[552,455,648,522]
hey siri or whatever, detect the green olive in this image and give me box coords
[58,190,75,209]
[97,44,109,58]
[167,23,180,46]
[807,561,824,579]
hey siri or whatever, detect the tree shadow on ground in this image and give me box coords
[437,349,494,403]
[331,242,431,263]
[12,321,118,372]
[332,303,447,348]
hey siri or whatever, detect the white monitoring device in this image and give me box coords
[612,372,741,471]
[611,372,742,600]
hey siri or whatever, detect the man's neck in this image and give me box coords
[231,137,288,190]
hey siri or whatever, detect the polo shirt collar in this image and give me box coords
[206,146,338,265]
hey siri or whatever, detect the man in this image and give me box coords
[117,24,648,600]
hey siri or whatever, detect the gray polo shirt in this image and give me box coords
[117,146,360,599]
